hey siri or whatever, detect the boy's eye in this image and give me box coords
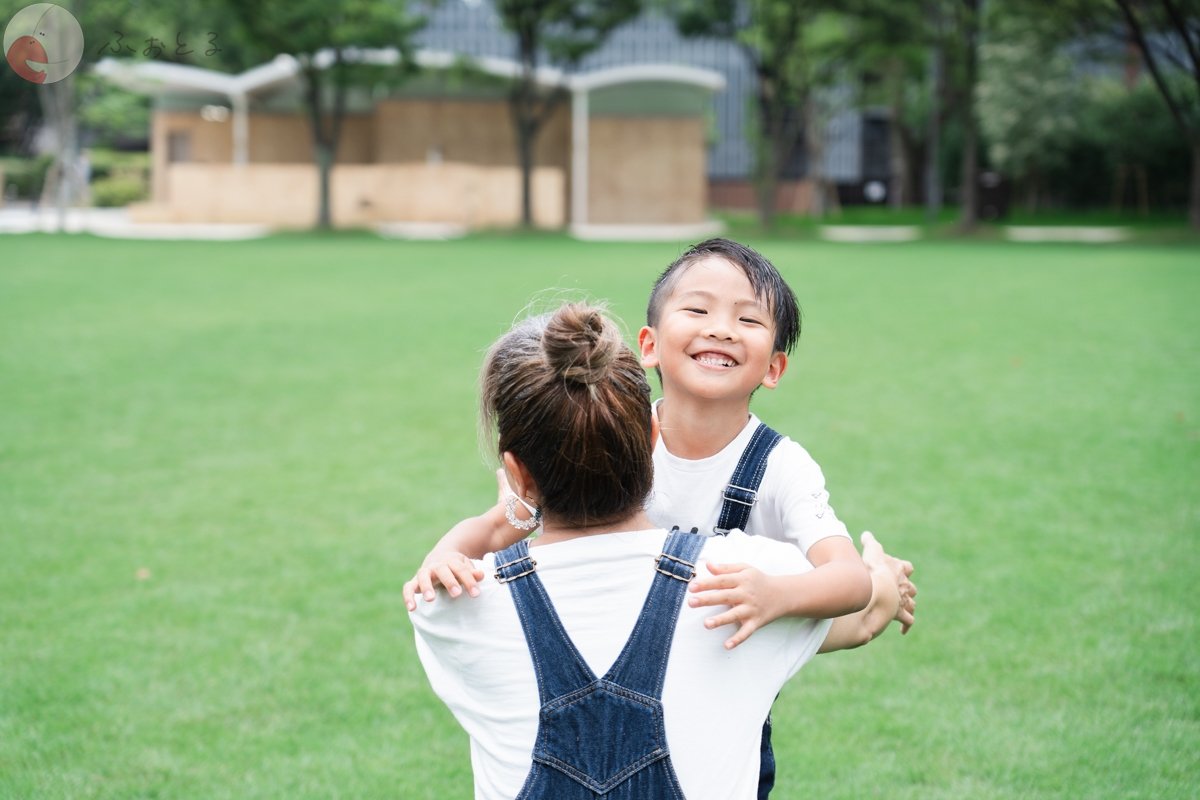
[684,307,707,315]
[740,317,763,325]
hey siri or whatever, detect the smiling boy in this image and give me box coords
[638,239,871,649]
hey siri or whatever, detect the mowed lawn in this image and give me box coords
[1,232,1196,799]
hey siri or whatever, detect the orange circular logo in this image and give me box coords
[4,3,84,84]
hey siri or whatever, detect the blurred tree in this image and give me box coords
[946,0,982,230]
[0,0,243,215]
[217,0,424,229]
[495,0,641,228]
[76,75,150,149]
[0,64,42,155]
[1092,77,1191,210]
[1,0,187,221]
[1114,0,1200,227]
[1005,0,1200,227]
[836,1,933,209]
[672,0,849,229]
[977,20,1083,212]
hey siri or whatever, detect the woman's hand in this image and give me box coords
[861,531,917,633]
[403,551,485,611]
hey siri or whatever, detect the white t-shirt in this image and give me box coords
[647,408,851,555]
[410,529,831,800]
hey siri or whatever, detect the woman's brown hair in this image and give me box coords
[481,302,653,528]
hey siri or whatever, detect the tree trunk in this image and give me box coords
[886,57,909,208]
[516,115,534,227]
[38,77,80,230]
[1191,140,1200,230]
[925,36,943,222]
[316,144,333,230]
[753,135,779,231]
[957,0,980,232]
[959,115,978,229]
[804,96,826,219]
[303,66,337,231]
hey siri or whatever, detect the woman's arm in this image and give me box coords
[819,532,916,653]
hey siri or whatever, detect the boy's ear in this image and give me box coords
[637,326,660,369]
[760,351,788,390]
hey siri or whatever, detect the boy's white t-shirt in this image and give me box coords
[647,406,852,554]
[411,529,831,800]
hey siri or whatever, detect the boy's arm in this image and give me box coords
[404,469,537,610]
[687,535,873,650]
[819,532,916,653]
[402,498,529,611]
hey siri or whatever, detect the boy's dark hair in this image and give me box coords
[646,238,801,355]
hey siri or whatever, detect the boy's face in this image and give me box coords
[638,257,786,404]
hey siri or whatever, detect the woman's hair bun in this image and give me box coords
[542,302,622,386]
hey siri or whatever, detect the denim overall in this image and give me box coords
[493,529,705,799]
[713,422,783,800]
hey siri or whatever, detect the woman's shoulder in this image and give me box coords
[699,530,811,575]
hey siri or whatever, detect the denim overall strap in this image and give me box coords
[501,533,700,799]
[602,530,705,697]
[714,422,783,535]
[494,539,597,703]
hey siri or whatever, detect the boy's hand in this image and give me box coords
[860,531,917,633]
[403,551,485,612]
[687,562,787,650]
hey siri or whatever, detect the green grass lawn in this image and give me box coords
[1,232,1197,799]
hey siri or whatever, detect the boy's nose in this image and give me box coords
[703,320,736,341]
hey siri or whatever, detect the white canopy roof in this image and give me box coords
[94,47,725,99]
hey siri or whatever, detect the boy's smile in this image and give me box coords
[639,256,787,405]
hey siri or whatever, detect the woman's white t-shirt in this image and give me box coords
[410,528,831,800]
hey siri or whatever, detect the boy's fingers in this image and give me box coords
[452,563,483,598]
[688,589,736,609]
[417,569,438,603]
[688,574,741,593]
[403,578,418,611]
[725,620,758,650]
[433,564,463,598]
[702,607,742,630]
[704,561,749,575]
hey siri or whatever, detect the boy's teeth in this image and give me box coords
[695,354,735,367]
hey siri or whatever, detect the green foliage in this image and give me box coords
[217,0,423,63]
[495,0,642,226]
[215,0,425,228]
[495,0,642,66]
[0,154,54,199]
[76,75,151,148]
[978,32,1081,181]
[673,0,855,224]
[1090,77,1192,169]
[85,148,150,181]
[90,175,147,206]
